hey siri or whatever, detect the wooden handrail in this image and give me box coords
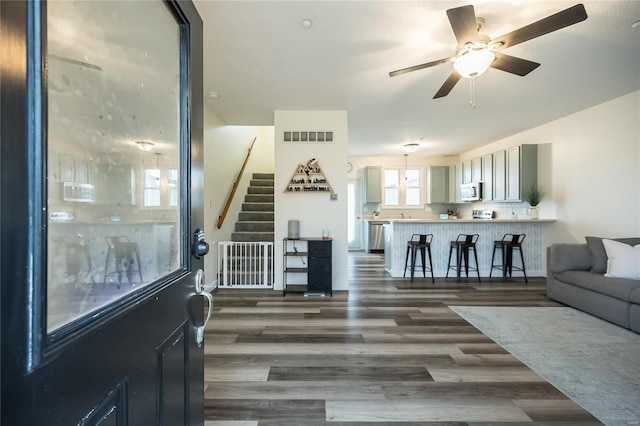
[217,137,257,229]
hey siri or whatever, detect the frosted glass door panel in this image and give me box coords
[46,0,182,332]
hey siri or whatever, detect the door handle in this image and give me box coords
[194,269,213,347]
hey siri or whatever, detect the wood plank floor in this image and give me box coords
[204,252,602,425]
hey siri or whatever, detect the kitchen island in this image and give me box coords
[384,218,555,278]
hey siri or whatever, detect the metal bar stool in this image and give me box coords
[490,233,528,282]
[103,236,143,286]
[403,234,434,283]
[446,234,481,283]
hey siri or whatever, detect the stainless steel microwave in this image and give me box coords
[63,182,95,203]
[460,182,482,201]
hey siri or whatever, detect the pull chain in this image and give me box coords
[469,76,476,109]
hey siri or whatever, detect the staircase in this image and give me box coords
[231,173,274,242]
[219,173,274,288]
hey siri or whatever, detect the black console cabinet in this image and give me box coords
[283,238,332,296]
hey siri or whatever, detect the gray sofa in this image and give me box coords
[547,236,640,333]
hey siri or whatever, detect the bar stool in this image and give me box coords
[446,234,481,283]
[103,236,143,285]
[490,233,528,282]
[403,234,434,283]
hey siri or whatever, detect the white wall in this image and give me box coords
[203,105,275,287]
[274,111,348,291]
[461,91,640,244]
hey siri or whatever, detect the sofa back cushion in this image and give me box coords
[585,236,640,274]
[548,244,592,273]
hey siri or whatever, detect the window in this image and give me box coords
[143,168,179,207]
[384,169,399,206]
[143,168,161,206]
[168,169,178,206]
[405,169,421,206]
[383,168,422,208]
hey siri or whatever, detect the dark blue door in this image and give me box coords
[1,0,207,424]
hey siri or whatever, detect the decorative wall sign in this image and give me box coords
[283,131,333,143]
[284,158,334,193]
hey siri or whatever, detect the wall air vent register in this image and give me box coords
[283,131,333,143]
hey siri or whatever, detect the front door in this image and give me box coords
[1,1,206,424]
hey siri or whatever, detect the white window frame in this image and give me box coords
[382,167,423,208]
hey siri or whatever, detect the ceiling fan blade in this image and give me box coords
[492,4,587,50]
[389,57,452,77]
[50,54,103,71]
[490,52,540,76]
[433,71,462,99]
[446,5,479,47]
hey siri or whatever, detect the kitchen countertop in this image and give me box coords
[388,218,556,224]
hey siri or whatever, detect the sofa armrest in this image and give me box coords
[547,243,592,273]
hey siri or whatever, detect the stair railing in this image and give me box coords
[217,137,257,229]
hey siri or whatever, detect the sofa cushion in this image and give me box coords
[630,288,640,304]
[602,239,640,280]
[585,236,640,273]
[554,270,640,302]
[548,244,592,273]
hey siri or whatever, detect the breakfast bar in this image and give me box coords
[384,218,555,278]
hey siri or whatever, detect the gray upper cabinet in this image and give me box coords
[493,150,506,201]
[481,154,493,201]
[471,157,482,182]
[506,146,521,201]
[361,166,382,203]
[490,144,538,202]
[454,162,463,203]
[427,166,449,204]
[462,160,472,184]
[506,144,538,202]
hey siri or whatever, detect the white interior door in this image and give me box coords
[347,180,362,250]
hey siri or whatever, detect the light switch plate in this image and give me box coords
[330,193,338,200]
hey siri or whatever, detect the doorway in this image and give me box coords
[347,179,362,250]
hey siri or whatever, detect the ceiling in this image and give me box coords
[194,1,640,157]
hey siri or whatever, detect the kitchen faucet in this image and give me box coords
[400,212,405,219]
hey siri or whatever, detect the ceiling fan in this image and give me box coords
[389,3,588,99]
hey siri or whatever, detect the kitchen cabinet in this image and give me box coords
[449,166,458,203]
[471,157,482,182]
[493,150,506,201]
[454,162,463,203]
[506,146,521,201]
[462,160,472,184]
[427,166,449,204]
[360,166,382,203]
[481,154,493,201]
[506,144,538,202]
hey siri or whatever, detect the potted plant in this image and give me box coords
[524,182,545,219]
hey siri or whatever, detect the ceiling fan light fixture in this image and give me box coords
[403,143,419,153]
[135,140,155,152]
[453,48,495,78]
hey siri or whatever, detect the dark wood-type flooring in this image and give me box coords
[204,252,602,425]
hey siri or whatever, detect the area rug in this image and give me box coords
[450,306,640,426]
